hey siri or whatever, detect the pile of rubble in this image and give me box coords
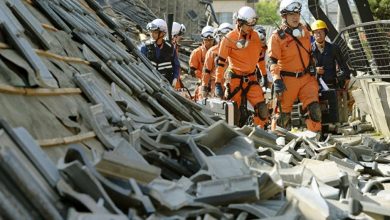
[0,0,389,219]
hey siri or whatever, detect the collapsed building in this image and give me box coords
[0,0,389,219]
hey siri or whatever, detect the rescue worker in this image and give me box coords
[140,18,180,87]
[215,6,269,128]
[268,0,321,132]
[189,26,215,79]
[311,20,350,89]
[171,22,186,89]
[171,22,186,53]
[253,25,269,89]
[189,26,215,100]
[201,23,233,98]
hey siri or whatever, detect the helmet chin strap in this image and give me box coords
[238,23,251,35]
[283,19,297,29]
[222,28,248,49]
[283,20,303,38]
[155,32,165,45]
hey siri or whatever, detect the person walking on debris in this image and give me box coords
[311,20,351,90]
[189,26,215,79]
[268,0,321,132]
[171,22,186,89]
[171,22,186,53]
[201,23,233,98]
[214,6,269,128]
[140,18,180,87]
[189,26,215,100]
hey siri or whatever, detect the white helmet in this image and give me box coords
[201,26,215,39]
[279,0,302,15]
[172,22,186,36]
[218,23,233,35]
[146,18,167,33]
[236,6,257,26]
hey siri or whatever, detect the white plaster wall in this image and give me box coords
[213,1,247,13]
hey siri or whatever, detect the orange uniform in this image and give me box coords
[202,44,219,87]
[258,50,267,75]
[201,44,227,97]
[268,25,321,131]
[216,28,268,127]
[189,45,208,79]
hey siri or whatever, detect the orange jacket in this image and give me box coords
[267,25,311,76]
[215,28,266,83]
[189,45,208,79]
[202,44,226,86]
[257,49,267,76]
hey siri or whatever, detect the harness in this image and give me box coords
[278,27,316,78]
[226,71,257,99]
[226,71,260,126]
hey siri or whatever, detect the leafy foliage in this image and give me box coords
[255,0,281,25]
[368,0,390,20]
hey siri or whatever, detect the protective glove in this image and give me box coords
[262,75,269,88]
[273,79,286,96]
[269,64,281,76]
[215,83,223,98]
[171,78,177,87]
[201,86,209,98]
[316,66,324,75]
[188,67,196,77]
[336,71,346,89]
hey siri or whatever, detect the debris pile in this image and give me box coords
[0,0,389,219]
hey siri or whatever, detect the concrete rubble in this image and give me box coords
[0,0,389,219]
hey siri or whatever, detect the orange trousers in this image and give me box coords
[228,77,267,127]
[279,74,321,132]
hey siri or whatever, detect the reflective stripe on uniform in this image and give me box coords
[157,61,172,70]
[158,65,173,70]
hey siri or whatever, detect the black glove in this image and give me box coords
[336,71,346,89]
[215,83,223,98]
[201,86,210,97]
[273,79,286,95]
[188,67,196,77]
[262,75,268,88]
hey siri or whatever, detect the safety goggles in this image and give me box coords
[146,23,159,32]
[283,2,302,14]
[245,17,257,26]
[179,24,186,36]
[285,11,301,16]
[239,17,257,27]
[201,31,214,39]
[220,28,232,35]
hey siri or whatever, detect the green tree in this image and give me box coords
[368,0,390,20]
[255,0,281,25]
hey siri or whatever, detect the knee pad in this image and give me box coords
[308,102,322,122]
[255,102,268,120]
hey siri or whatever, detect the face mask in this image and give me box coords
[292,28,303,38]
[285,25,304,39]
[236,39,249,48]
